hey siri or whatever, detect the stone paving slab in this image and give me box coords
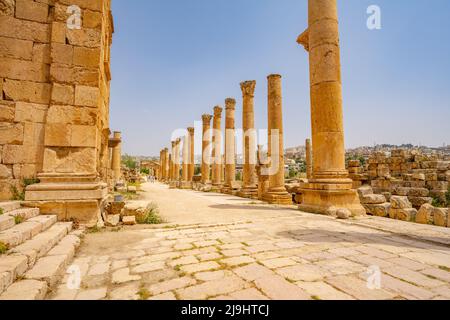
[45,183,450,300]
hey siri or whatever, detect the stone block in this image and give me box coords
[433,208,448,228]
[59,0,103,12]
[412,173,426,181]
[51,43,73,65]
[0,0,14,16]
[390,196,412,209]
[83,10,103,29]
[0,15,50,43]
[0,122,24,144]
[15,0,49,23]
[70,125,97,147]
[74,85,99,107]
[14,102,47,123]
[389,208,417,222]
[50,64,99,87]
[51,22,66,44]
[357,185,373,197]
[0,36,33,60]
[73,47,100,68]
[408,196,432,209]
[363,203,390,217]
[0,164,12,179]
[408,188,430,197]
[0,57,49,82]
[44,123,70,147]
[51,84,74,105]
[32,43,50,64]
[43,147,96,173]
[416,204,434,225]
[66,28,101,48]
[105,214,120,227]
[360,193,386,205]
[122,216,136,226]
[3,79,51,104]
[0,102,15,122]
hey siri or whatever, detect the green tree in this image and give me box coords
[123,154,137,169]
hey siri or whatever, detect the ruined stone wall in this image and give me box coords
[350,150,449,209]
[0,0,113,200]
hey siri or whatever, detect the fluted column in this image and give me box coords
[262,75,291,204]
[211,106,223,188]
[222,98,236,194]
[111,131,122,182]
[238,81,258,198]
[201,114,212,184]
[188,127,195,181]
[296,0,365,216]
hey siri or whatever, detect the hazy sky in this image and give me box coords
[109,0,450,156]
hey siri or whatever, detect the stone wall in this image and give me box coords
[0,0,113,224]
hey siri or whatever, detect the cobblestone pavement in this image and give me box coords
[48,183,450,300]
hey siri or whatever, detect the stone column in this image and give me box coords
[222,98,237,194]
[257,145,270,200]
[111,131,122,183]
[211,106,223,190]
[159,150,163,181]
[201,114,213,185]
[188,127,195,181]
[168,153,173,182]
[296,0,365,216]
[174,138,181,182]
[238,81,258,199]
[169,141,176,187]
[306,138,313,180]
[180,133,191,189]
[164,148,169,182]
[262,75,292,205]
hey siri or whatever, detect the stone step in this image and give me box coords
[0,208,40,232]
[0,202,21,214]
[0,215,57,248]
[0,215,15,233]
[0,280,48,300]
[0,222,81,299]
[10,223,73,268]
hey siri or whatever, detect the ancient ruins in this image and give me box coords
[0,0,448,301]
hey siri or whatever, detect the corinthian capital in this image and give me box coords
[213,106,223,117]
[225,98,236,110]
[202,114,213,123]
[240,80,256,97]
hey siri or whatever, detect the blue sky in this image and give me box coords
[109,0,450,156]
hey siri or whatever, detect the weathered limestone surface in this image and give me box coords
[0,0,114,224]
[238,81,258,199]
[211,106,223,189]
[262,75,291,205]
[296,0,365,216]
[201,114,212,185]
[222,99,237,194]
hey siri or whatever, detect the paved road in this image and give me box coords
[48,183,450,300]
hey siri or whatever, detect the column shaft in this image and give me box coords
[201,115,212,184]
[212,106,223,187]
[188,127,195,181]
[223,98,236,192]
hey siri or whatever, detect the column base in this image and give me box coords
[169,181,179,189]
[24,174,108,226]
[238,187,258,199]
[210,184,223,193]
[221,182,240,195]
[262,189,293,205]
[199,182,212,192]
[178,181,193,189]
[297,180,366,217]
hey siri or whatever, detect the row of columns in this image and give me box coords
[158,0,364,216]
[159,74,292,205]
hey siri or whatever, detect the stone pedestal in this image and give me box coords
[201,114,213,187]
[296,0,365,216]
[238,81,258,199]
[262,75,292,205]
[25,174,108,226]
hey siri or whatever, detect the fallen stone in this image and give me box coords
[336,208,351,220]
[390,196,412,209]
[122,216,136,226]
[416,204,435,225]
[360,194,386,205]
[433,208,448,227]
[106,214,120,227]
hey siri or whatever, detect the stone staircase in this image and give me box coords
[0,202,83,300]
